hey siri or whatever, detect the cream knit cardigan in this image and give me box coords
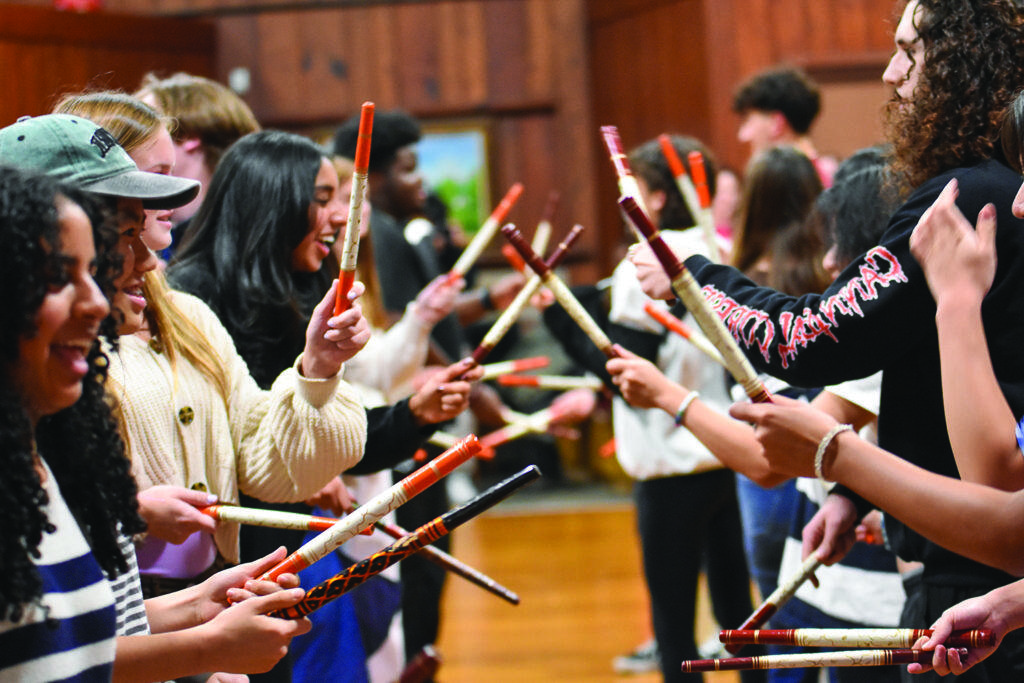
[108,291,367,562]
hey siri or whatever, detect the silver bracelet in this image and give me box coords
[674,391,700,426]
[814,423,853,483]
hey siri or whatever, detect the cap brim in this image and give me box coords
[85,170,200,210]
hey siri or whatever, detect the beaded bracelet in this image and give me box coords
[674,391,700,426]
[814,423,853,483]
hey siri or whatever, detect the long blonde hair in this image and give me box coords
[54,91,231,404]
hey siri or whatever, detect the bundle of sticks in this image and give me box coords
[680,629,993,672]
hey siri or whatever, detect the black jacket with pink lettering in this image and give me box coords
[684,157,1024,587]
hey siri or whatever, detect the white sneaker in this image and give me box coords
[612,638,659,674]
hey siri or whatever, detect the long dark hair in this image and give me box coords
[884,0,1024,193]
[0,166,143,621]
[171,130,332,386]
[732,146,827,295]
[1001,88,1024,174]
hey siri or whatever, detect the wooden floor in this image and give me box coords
[436,502,740,682]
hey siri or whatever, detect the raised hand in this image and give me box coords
[137,485,218,544]
[302,280,371,378]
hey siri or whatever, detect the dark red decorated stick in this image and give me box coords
[719,628,995,650]
[271,466,542,618]
[257,435,481,582]
[502,223,618,359]
[620,196,770,403]
[334,101,374,315]
[681,649,951,673]
[726,553,821,654]
[470,224,584,364]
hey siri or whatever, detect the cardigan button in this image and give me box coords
[178,406,195,425]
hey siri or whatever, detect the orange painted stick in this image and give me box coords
[657,134,718,261]
[256,435,480,582]
[531,190,559,256]
[497,374,603,391]
[478,405,564,457]
[643,301,726,367]
[726,553,822,654]
[448,182,524,281]
[270,466,540,619]
[719,628,995,650]
[501,224,619,360]
[620,197,770,403]
[334,101,374,315]
[501,244,527,273]
[478,356,550,381]
[681,649,950,673]
[470,224,584,364]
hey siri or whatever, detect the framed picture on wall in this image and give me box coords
[418,121,491,236]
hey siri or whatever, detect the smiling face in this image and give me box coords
[883,0,925,102]
[129,126,177,251]
[111,197,159,335]
[14,197,109,422]
[291,158,347,273]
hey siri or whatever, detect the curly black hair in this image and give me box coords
[884,0,1024,193]
[0,166,144,622]
[732,66,822,134]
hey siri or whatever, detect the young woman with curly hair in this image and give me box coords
[629,2,1024,680]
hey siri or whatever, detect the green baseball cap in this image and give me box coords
[0,114,200,210]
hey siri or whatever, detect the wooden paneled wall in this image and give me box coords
[0,4,215,124]
[3,0,901,280]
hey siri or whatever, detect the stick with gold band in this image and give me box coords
[718,628,995,650]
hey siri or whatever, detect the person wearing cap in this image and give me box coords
[0,114,370,679]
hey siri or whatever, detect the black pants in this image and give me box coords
[636,469,766,683]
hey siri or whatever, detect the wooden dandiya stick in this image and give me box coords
[657,134,718,262]
[344,502,521,605]
[469,224,584,364]
[448,182,524,282]
[334,101,374,316]
[619,196,770,403]
[202,504,341,532]
[501,223,619,360]
[643,301,726,367]
[726,553,822,655]
[600,125,647,217]
[498,374,604,391]
[413,431,461,463]
[719,628,995,650]
[478,355,550,381]
[680,648,957,673]
[531,190,559,256]
[479,406,562,457]
[257,435,481,582]
[270,465,542,618]
[501,243,527,273]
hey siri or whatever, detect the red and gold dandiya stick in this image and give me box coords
[498,374,603,391]
[681,648,955,673]
[687,150,718,260]
[343,502,521,605]
[726,553,822,655]
[448,182,524,282]
[620,196,770,403]
[270,465,542,618]
[531,190,559,256]
[502,223,619,360]
[470,224,584,364]
[478,356,550,381]
[334,101,374,316]
[643,301,726,367]
[719,628,995,650]
[601,125,647,217]
[257,435,481,582]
